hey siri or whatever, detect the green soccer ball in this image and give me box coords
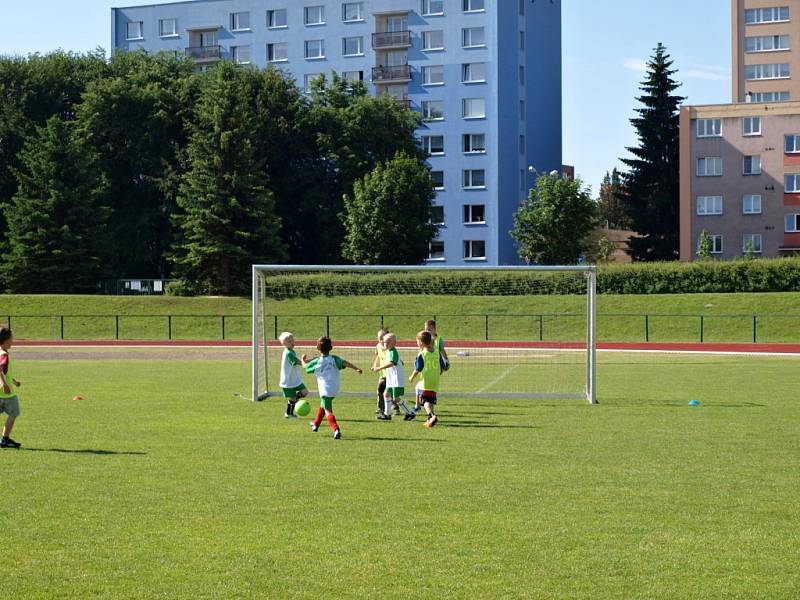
[295,399,310,417]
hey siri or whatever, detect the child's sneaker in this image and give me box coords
[404,412,416,422]
[284,413,298,419]
[377,414,392,421]
[310,422,319,432]
[393,407,401,416]
[424,416,439,428]
[333,429,341,440]
[0,437,21,448]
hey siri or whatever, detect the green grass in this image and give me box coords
[2,292,800,342]
[4,351,800,598]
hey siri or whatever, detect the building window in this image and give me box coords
[697,157,722,177]
[463,0,485,12]
[232,46,251,64]
[342,36,364,56]
[126,21,143,40]
[697,118,722,138]
[422,135,445,155]
[743,194,762,214]
[520,99,525,120]
[742,117,761,136]
[750,91,790,102]
[305,40,325,59]
[268,43,288,62]
[430,205,445,225]
[422,30,445,51]
[463,97,486,119]
[743,234,763,254]
[159,18,178,37]
[786,174,800,192]
[268,9,288,28]
[520,31,525,51]
[421,100,444,121]
[342,2,364,22]
[463,169,486,189]
[519,0,525,15]
[431,170,445,189]
[519,135,525,154]
[746,34,790,53]
[519,65,525,85]
[422,65,444,85]
[464,240,486,260]
[785,134,800,153]
[342,70,364,84]
[743,155,762,175]
[745,63,790,80]
[462,62,486,83]
[785,214,800,232]
[231,12,250,31]
[304,73,322,93]
[422,0,445,16]
[462,27,486,48]
[463,133,486,154]
[696,196,723,216]
[464,204,486,224]
[428,240,445,261]
[699,234,723,254]
[305,6,325,26]
[745,7,789,24]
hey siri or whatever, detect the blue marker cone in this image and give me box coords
[688,400,700,406]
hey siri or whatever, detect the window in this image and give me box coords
[268,9,287,28]
[159,18,178,37]
[463,0,485,12]
[342,70,364,84]
[422,135,445,155]
[304,73,322,93]
[430,206,445,225]
[428,240,445,261]
[786,174,800,192]
[422,30,445,51]
[422,0,445,16]
[126,21,143,40]
[746,34,790,52]
[464,240,486,260]
[421,100,444,121]
[232,45,251,64]
[431,170,444,189]
[422,65,444,85]
[697,157,722,177]
[463,97,486,119]
[519,135,525,154]
[463,133,486,153]
[743,116,761,136]
[520,99,525,120]
[785,214,800,232]
[743,234,763,254]
[462,27,486,48]
[463,169,486,188]
[697,118,722,137]
[464,204,486,224]
[231,12,250,31]
[519,65,525,85]
[745,63,790,80]
[268,43,288,62]
[305,40,325,59]
[696,196,723,216]
[751,91,790,102]
[785,134,800,153]
[462,62,486,83]
[305,6,325,25]
[745,6,789,24]
[744,195,762,214]
[342,2,364,22]
[743,155,762,175]
[699,235,723,254]
[343,36,364,56]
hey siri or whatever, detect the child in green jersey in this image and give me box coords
[278,332,309,419]
[409,330,440,428]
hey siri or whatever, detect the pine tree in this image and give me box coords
[696,230,713,260]
[1,117,110,292]
[171,62,286,296]
[620,43,685,261]
[597,168,630,230]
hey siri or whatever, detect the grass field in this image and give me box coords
[4,348,799,598]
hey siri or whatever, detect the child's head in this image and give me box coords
[0,327,12,350]
[278,331,295,349]
[317,336,333,355]
[424,319,437,335]
[417,330,433,350]
[382,332,397,350]
[377,328,389,343]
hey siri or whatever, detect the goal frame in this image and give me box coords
[252,264,597,405]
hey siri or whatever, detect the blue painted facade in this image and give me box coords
[112,0,562,265]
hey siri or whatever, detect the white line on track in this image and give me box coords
[477,364,520,394]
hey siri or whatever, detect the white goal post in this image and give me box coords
[252,265,597,405]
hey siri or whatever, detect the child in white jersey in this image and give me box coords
[371,332,413,420]
[278,332,308,419]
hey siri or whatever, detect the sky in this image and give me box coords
[0,0,732,194]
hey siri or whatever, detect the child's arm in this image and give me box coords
[371,361,393,373]
[440,338,449,362]
[0,369,10,395]
[409,370,420,383]
[343,360,363,375]
[409,353,423,382]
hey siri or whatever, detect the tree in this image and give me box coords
[596,237,617,263]
[597,168,630,230]
[620,43,685,261]
[170,62,286,296]
[696,230,713,260]
[341,152,437,264]
[0,117,110,292]
[511,173,597,265]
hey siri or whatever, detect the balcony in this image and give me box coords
[372,65,412,83]
[372,31,412,49]
[185,45,221,62]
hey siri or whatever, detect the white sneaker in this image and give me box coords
[284,413,298,419]
[333,429,341,440]
[310,422,319,432]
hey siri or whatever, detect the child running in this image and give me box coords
[372,328,389,416]
[410,319,449,418]
[0,327,22,449]
[301,336,362,440]
[409,330,440,428]
[371,332,413,421]
[278,332,309,419]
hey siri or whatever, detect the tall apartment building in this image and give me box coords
[111,0,563,266]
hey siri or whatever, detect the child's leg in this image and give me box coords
[325,409,339,432]
[423,401,434,418]
[377,378,386,413]
[2,415,15,438]
[313,406,325,427]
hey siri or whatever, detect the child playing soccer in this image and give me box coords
[0,327,22,449]
[371,332,413,421]
[410,319,449,418]
[372,329,389,415]
[278,332,309,419]
[301,336,362,440]
[409,330,440,428]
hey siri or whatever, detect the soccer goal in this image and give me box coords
[252,265,597,404]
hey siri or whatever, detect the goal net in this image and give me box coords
[252,265,597,404]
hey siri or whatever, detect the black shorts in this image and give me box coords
[421,391,437,405]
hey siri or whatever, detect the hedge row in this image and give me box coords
[258,258,800,299]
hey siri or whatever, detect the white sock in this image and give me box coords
[384,396,393,417]
[398,400,411,415]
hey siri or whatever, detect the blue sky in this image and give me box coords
[0,0,731,194]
